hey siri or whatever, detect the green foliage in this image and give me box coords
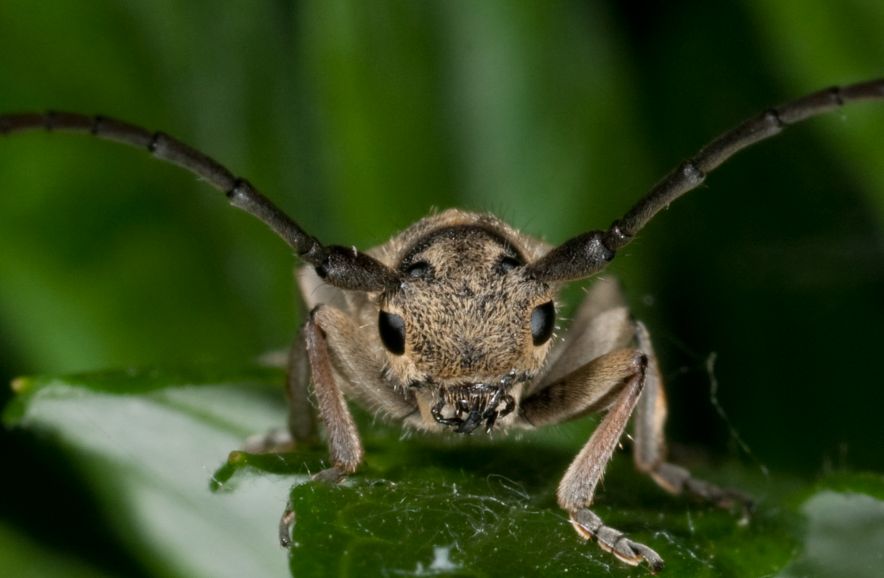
[6,367,884,577]
[0,1,882,576]
[4,367,293,578]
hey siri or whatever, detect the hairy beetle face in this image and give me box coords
[378,224,557,392]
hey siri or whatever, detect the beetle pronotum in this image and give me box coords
[2,78,882,570]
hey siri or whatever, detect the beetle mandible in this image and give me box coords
[2,78,882,571]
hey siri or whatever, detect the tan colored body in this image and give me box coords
[285,208,749,571]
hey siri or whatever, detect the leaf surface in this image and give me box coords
[6,367,884,577]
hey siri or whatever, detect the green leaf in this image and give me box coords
[10,365,883,577]
[4,365,293,578]
[277,451,797,577]
[1,2,882,577]
[218,411,884,578]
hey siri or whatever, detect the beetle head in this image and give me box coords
[378,224,557,404]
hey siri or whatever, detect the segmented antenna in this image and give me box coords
[0,112,399,292]
[528,77,884,282]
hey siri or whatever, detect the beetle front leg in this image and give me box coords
[520,350,664,571]
[279,306,366,548]
[632,322,753,515]
[558,358,664,571]
[304,306,364,481]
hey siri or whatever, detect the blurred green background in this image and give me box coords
[0,1,882,576]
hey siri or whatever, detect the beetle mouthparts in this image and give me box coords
[430,380,517,434]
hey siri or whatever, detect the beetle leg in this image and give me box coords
[518,349,642,427]
[242,326,318,454]
[286,325,318,444]
[278,504,296,548]
[520,349,663,570]
[305,306,364,479]
[558,355,663,570]
[632,322,753,514]
[278,307,368,547]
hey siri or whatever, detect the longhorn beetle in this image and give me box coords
[2,78,882,571]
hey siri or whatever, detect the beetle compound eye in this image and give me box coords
[530,301,556,345]
[378,311,406,354]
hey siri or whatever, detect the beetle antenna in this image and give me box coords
[0,112,399,292]
[528,77,884,282]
